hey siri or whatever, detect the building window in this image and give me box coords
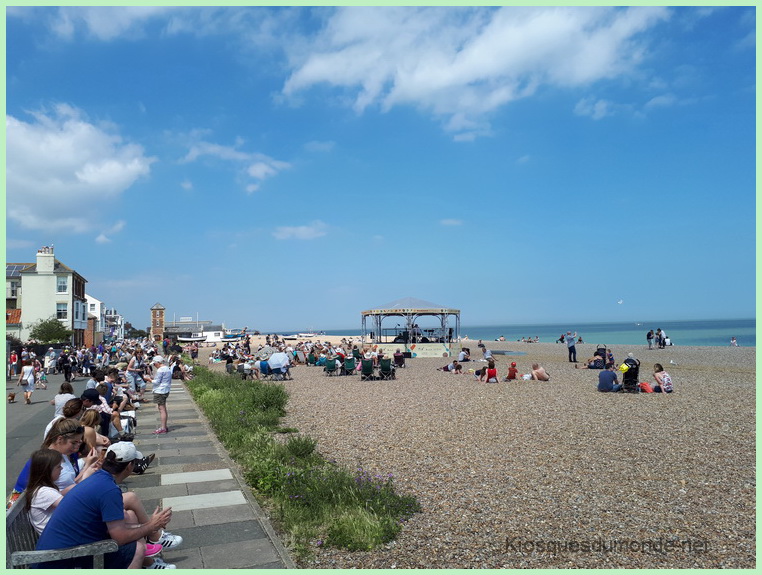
[56,303,68,320]
[57,277,68,293]
[10,281,20,297]
[89,303,95,312]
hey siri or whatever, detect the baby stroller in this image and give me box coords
[621,357,640,393]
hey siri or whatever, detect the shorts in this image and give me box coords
[154,392,169,406]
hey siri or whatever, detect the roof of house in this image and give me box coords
[6,263,34,278]
[6,309,22,325]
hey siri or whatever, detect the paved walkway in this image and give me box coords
[128,379,295,569]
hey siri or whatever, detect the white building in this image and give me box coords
[7,246,88,346]
[104,307,125,341]
[85,294,107,334]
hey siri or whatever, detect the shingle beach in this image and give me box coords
[213,339,756,568]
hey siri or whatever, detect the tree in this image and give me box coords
[125,327,148,338]
[28,317,72,344]
[6,333,22,348]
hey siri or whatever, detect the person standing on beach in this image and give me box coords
[565,331,578,362]
[647,330,654,349]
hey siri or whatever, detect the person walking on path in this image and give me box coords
[143,355,172,434]
[565,331,578,363]
[17,359,36,404]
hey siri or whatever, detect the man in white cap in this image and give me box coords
[34,442,178,569]
[143,355,172,434]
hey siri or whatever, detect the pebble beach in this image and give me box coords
[210,339,756,568]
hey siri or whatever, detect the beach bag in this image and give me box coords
[522,373,532,380]
[638,382,654,393]
[618,363,630,373]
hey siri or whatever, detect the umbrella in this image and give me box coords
[267,352,290,370]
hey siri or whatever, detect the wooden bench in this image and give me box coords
[6,492,118,569]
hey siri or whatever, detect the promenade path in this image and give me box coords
[5,370,295,569]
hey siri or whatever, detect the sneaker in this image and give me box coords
[133,453,156,475]
[152,428,168,435]
[150,531,183,550]
[145,558,176,569]
[145,543,163,558]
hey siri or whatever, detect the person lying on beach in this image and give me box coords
[437,360,462,374]
[530,363,550,381]
[575,353,605,369]
[652,363,673,393]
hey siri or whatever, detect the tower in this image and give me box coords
[150,303,166,342]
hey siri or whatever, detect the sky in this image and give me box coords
[4,5,757,333]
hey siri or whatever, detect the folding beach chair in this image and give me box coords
[259,360,274,381]
[352,348,362,362]
[343,357,356,375]
[296,350,307,364]
[324,358,339,376]
[393,353,406,368]
[360,359,376,381]
[378,357,395,380]
[307,353,317,366]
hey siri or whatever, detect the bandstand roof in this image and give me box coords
[361,297,460,316]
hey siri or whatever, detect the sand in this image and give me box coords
[204,339,756,568]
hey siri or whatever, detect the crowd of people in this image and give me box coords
[7,337,191,568]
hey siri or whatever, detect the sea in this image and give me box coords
[322,319,755,348]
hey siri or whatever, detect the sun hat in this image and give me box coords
[152,355,165,364]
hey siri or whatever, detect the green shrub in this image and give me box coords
[187,367,421,561]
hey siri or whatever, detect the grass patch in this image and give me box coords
[186,368,421,561]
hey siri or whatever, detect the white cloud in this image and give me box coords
[95,220,126,244]
[516,155,530,164]
[440,218,463,226]
[6,104,155,233]
[283,6,671,139]
[180,179,193,190]
[49,6,176,41]
[180,137,291,192]
[573,97,615,120]
[272,220,328,240]
[644,93,677,109]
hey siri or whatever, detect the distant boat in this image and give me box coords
[177,333,207,343]
[297,332,318,338]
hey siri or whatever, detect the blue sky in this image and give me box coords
[4,6,756,333]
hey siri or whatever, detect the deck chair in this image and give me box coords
[378,357,395,380]
[324,358,339,376]
[259,360,274,381]
[307,353,317,366]
[296,350,307,364]
[393,353,406,368]
[343,357,356,375]
[360,358,375,381]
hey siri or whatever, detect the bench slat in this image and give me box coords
[6,492,118,569]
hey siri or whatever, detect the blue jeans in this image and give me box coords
[568,345,577,362]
